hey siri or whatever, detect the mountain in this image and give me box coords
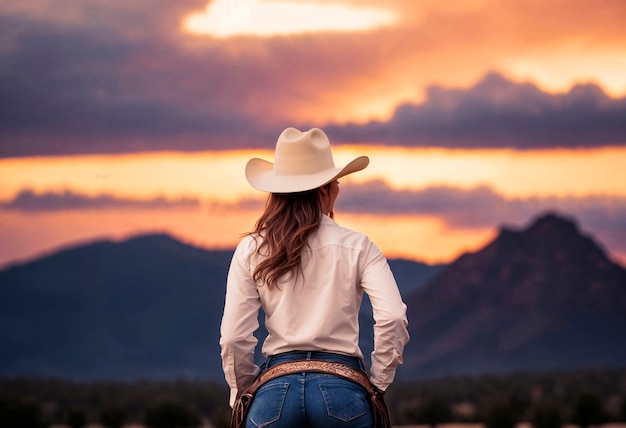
[388,258,445,296]
[2,212,624,382]
[0,235,233,380]
[0,233,439,380]
[398,212,626,379]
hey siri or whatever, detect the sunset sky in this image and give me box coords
[1,0,626,268]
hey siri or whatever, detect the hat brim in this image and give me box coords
[246,156,369,193]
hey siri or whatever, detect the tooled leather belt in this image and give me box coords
[232,359,389,428]
[252,359,374,393]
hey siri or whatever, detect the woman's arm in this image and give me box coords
[220,239,262,406]
[360,241,410,391]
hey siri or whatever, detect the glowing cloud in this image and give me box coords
[501,49,626,98]
[183,0,398,37]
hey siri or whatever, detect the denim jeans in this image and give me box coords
[246,351,374,428]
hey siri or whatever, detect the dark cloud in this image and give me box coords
[1,190,200,211]
[0,11,269,157]
[336,180,626,259]
[335,180,626,230]
[0,2,391,157]
[326,73,626,149]
[1,2,626,157]
[336,180,510,223]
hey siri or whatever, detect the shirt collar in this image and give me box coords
[320,214,337,226]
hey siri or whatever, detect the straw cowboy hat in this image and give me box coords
[245,127,369,193]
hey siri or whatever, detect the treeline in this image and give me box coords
[386,367,626,427]
[0,377,231,428]
[1,368,625,428]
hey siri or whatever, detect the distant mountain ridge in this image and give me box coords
[0,232,438,380]
[1,212,625,381]
[398,212,626,379]
[0,235,233,380]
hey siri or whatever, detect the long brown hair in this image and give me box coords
[247,185,331,289]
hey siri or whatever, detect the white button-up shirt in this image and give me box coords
[220,215,410,406]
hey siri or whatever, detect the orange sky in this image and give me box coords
[3,147,626,202]
[2,146,626,267]
[175,0,626,123]
[1,0,626,268]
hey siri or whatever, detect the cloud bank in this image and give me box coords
[7,183,626,238]
[3,182,625,260]
[327,73,626,149]
[1,1,626,156]
[335,180,626,258]
[1,190,200,211]
[335,180,626,232]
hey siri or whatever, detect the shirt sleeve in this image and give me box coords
[360,240,410,391]
[220,238,261,407]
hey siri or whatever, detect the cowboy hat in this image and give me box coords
[245,127,369,193]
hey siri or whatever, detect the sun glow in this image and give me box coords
[339,213,497,263]
[500,48,626,98]
[183,0,398,37]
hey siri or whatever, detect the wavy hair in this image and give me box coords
[247,185,332,289]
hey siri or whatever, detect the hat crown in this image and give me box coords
[274,128,335,176]
[245,127,368,193]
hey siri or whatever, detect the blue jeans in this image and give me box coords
[246,351,374,428]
